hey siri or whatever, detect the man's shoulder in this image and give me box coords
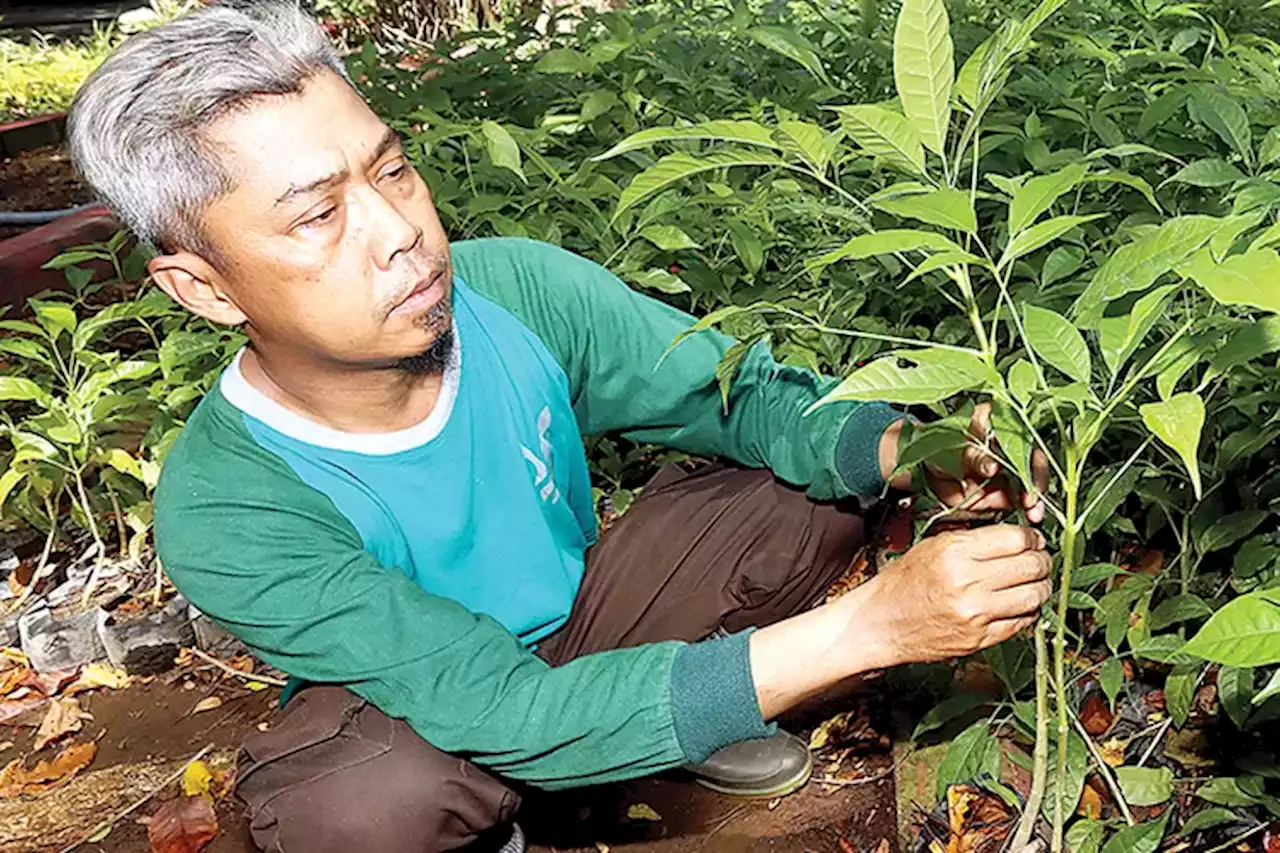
[451,237,610,302]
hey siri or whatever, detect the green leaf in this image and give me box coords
[1007,359,1038,405]
[872,187,977,233]
[1219,665,1256,728]
[614,151,784,222]
[1115,766,1174,806]
[1179,807,1242,836]
[1000,214,1103,270]
[30,300,77,341]
[640,225,701,252]
[1165,158,1247,188]
[158,331,225,378]
[41,249,108,270]
[1196,777,1261,807]
[1087,169,1162,213]
[1199,510,1270,554]
[1184,591,1280,666]
[727,220,765,275]
[1211,315,1280,372]
[594,121,780,161]
[1252,220,1280,251]
[629,268,691,294]
[79,360,160,402]
[1042,245,1086,287]
[1150,594,1214,631]
[1166,662,1198,726]
[1100,812,1169,853]
[1141,392,1205,498]
[1044,731,1090,822]
[1074,216,1227,324]
[0,337,52,365]
[955,34,994,110]
[912,693,990,740]
[1100,657,1124,708]
[1252,669,1280,706]
[716,340,751,413]
[776,121,832,172]
[0,467,28,508]
[748,26,830,84]
[1024,305,1091,383]
[833,104,926,176]
[1260,127,1280,168]
[580,90,620,123]
[893,0,954,157]
[811,229,964,269]
[897,421,969,477]
[1009,163,1090,235]
[1191,87,1253,167]
[815,357,982,407]
[903,251,987,284]
[1184,248,1280,315]
[1066,819,1105,853]
[533,48,597,75]
[983,636,1033,695]
[1235,536,1280,580]
[480,122,525,183]
[935,719,1001,799]
[0,377,50,405]
[1098,284,1178,377]
[990,399,1033,487]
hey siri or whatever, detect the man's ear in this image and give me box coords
[149,251,248,327]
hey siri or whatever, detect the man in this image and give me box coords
[69,3,1051,851]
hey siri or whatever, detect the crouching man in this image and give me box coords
[68,3,1052,851]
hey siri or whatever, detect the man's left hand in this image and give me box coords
[880,403,1050,524]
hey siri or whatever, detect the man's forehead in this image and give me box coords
[205,75,392,199]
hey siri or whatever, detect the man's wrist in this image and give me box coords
[878,419,915,492]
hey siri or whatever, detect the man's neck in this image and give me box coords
[238,345,445,434]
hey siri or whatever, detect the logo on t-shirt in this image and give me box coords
[520,406,560,504]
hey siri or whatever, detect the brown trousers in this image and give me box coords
[234,464,867,853]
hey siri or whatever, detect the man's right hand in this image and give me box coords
[749,525,1051,720]
[853,525,1052,666]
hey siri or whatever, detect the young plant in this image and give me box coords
[599,0,1280,848]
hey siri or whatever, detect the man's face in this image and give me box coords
[195,70,452,369]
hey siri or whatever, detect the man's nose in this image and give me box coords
[359,184,421,269]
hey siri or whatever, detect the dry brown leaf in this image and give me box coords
[875,841,891,853]
[0,741,98,798]
[1077,782,1103,819]
[808,708,872,751]
[1098,737,1128,767]
[0,696,47,726]
[947,784,977,838]
[1079,692,1114,737]
[226,656,256,674]
[147,794,219,853]
[0,666,30,697]
[33,697,89,751]
[191,696,223,714]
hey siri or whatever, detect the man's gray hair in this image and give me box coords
[68,1,348,255]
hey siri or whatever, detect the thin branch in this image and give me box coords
[58,744,215,853]
[1068,707,1136,826]
[1074,437,1154,534]
[188,648,289,688]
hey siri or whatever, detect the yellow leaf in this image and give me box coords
[76,662,130,691]
[1098,737,1129,767]
[86,822,112,842]
[244,681,268,692]
[626,803,662,822]
[192,696,223,714]
[182,760,214,797]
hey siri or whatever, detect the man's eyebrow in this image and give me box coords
[272,127,403,208]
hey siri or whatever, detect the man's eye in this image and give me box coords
[302,207,337,228]
[385,164,408,180]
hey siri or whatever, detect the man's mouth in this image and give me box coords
[391,267,448,317]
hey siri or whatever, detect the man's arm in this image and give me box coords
[452,238,904,500]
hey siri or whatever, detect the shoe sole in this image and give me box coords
[692,748,814,800]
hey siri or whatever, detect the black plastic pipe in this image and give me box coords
[0,203,101,227]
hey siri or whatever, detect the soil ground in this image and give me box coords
[0,674,899,853]
[0,144,93,241]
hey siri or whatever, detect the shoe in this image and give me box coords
[687,729,813,798]
[496,823,524,853]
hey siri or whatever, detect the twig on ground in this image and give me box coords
[57,743,215,853]
[1201,821,1272,853]
[189,648,288,688]
[1068,706,1135,826]
[1136,717,1173,768]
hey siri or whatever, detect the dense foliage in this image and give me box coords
[4,0,1280,849]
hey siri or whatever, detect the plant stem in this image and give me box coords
[1051,466,1082,853]
[1012,619,1050,850]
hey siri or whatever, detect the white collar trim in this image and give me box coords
[219,329,461,456]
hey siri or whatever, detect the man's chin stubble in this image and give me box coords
[394,301,453,376]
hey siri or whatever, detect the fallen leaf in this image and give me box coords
[1193,684,1218,717]
[1164,728,1214,769]
[86,822,113,842]
[182,760,214,798]
[595,844,609,853]
[243,681,268,692]
[147,794,219,853]
[226,656,256,673]
[626,803,662,822]
[0,696,47,726]
[0,741,12,752]
[1098,737,1129,767]
[68,663,130,693]
[0,666,30,697]
[191,697,222,714]
[809,708,873,751]
[0,741,98,797]
[25,669,79,698]
[1266,829,1279,853]
[33,697,89,751]
[1078,782,1103,819]
[1079,692,1114,736]
[838,838,857,853]
[875,841,891,853]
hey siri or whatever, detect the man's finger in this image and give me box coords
[987,580,1053,620]
[984,551,1053,590]
[963,442,1000,480]
[960,524,1046,559]
[983,614,1039,647]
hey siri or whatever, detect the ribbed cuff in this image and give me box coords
[833,403,906,497]
[668,630,774,763]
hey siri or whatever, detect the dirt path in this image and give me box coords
[1,672,898,853]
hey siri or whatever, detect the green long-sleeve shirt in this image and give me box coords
[155,237,901,788]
